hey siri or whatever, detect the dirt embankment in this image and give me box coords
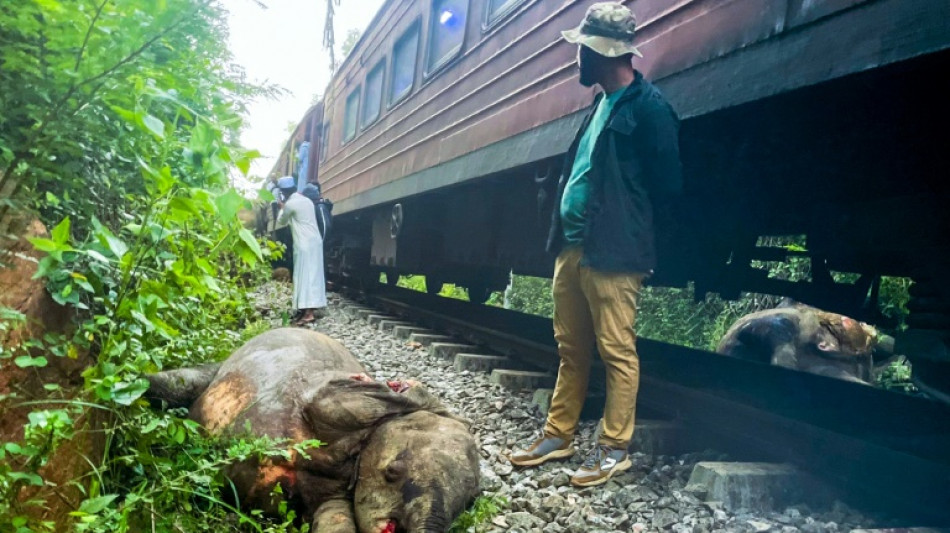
[1,217,101,526]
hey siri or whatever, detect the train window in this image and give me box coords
[484,0,526,29]
[319,121,329,161]
[425,0,469,76]
[389,23,420,105]
[362,60,385,128]
[343,88,360,144]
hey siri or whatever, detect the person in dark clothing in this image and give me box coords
[299,181,333,242]
[509,1,682,488]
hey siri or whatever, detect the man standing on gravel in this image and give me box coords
[509,2,682,487]
[276,175,328,325]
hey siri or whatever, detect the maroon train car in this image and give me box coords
[272,0,950,355]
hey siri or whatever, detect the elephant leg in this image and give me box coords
[311,499,357,533]
[144,363,222,408]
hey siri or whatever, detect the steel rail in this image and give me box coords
[354,284,950,526]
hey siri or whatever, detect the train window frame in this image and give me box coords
[361,59,386,128]
[482,0,528,30]
[342,86,361,145]
[388,21,421,108]
[423,0,471,80]
[319,121,330,162]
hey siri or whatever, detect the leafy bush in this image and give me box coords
[0,1,304,531]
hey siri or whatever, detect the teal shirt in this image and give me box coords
[560,90,625,244]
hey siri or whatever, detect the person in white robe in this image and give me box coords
[275,176,327,324]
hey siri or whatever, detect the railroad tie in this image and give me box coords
[378,319,412,332]
[454,353,509,373]
[490,369,555,391]
[365,314,395,326]
[685,462,823,513]
[408,332,454,347]
[392,325,434,340]
[428,342,480,361]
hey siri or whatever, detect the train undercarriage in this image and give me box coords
[324,47,950,396]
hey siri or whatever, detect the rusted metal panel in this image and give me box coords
[316,0,949,216]
[785,0,868,28]
[660,0,950,118]
[332,111,586,214]
[637,0,788,81]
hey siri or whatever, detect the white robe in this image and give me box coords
[277,193,327,310]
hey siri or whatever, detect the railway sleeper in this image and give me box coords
[489,369,555,391]
[407,332,454,347]
[428,342,489,361]
[378,319,412,332]
[364,313,393,326]
[453,353,511,373]
[392,325,435,340]
[684,462,830,514]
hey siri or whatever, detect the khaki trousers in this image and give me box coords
[543,246,644,449]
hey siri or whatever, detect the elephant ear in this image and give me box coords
[144,363,222,409]
[302,377,454,440]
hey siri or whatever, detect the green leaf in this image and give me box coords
[14,355,48,368]
[92,218,128,259]
[110,105,138,123]
[215,189,245,220]
[238,228,263,262]
[235,149,261,176]
[169,196,200,216]
[50,216,70,244]
[110,379,149,406]
[258,188,275,203]
[28,237,60,253]
[8,472,43,486]
[142,114,165,139]
[85,250,112,264]
[78,494,118,515]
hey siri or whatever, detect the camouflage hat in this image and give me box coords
[562,2,642,58]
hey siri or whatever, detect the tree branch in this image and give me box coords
[75,0,111,73]
[75,1,210,92]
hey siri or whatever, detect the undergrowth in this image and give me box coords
[449,494,507,533]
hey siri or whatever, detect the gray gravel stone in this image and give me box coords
[246,288,880,533]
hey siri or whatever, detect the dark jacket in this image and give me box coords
[300,182,333,241]
[543,71,682,273]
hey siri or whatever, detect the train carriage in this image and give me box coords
[268,0,950,380]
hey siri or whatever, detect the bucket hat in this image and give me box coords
[562,2,642,58]
[276,176,296,189]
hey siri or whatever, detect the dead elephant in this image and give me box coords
[716,300,896,384]
[145,328,480,533]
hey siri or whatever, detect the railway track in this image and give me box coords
[336,282,950,526]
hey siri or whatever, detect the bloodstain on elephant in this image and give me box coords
[717,300,896,384]
[145,328,480,533]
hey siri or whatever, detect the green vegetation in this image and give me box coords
[0,1,307,531]
[499,275,912,352]
[396,274,470,301]
[448,494,507,533]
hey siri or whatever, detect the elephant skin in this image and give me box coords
[717,300,895,384]
[145,328,480,533]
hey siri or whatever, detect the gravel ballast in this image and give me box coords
[253,283,882,533]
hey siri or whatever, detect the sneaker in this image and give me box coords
[508,435,575,467]
[570,445,631,487]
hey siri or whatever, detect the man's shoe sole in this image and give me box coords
[570,457,632,487]
[509,447,576,467]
